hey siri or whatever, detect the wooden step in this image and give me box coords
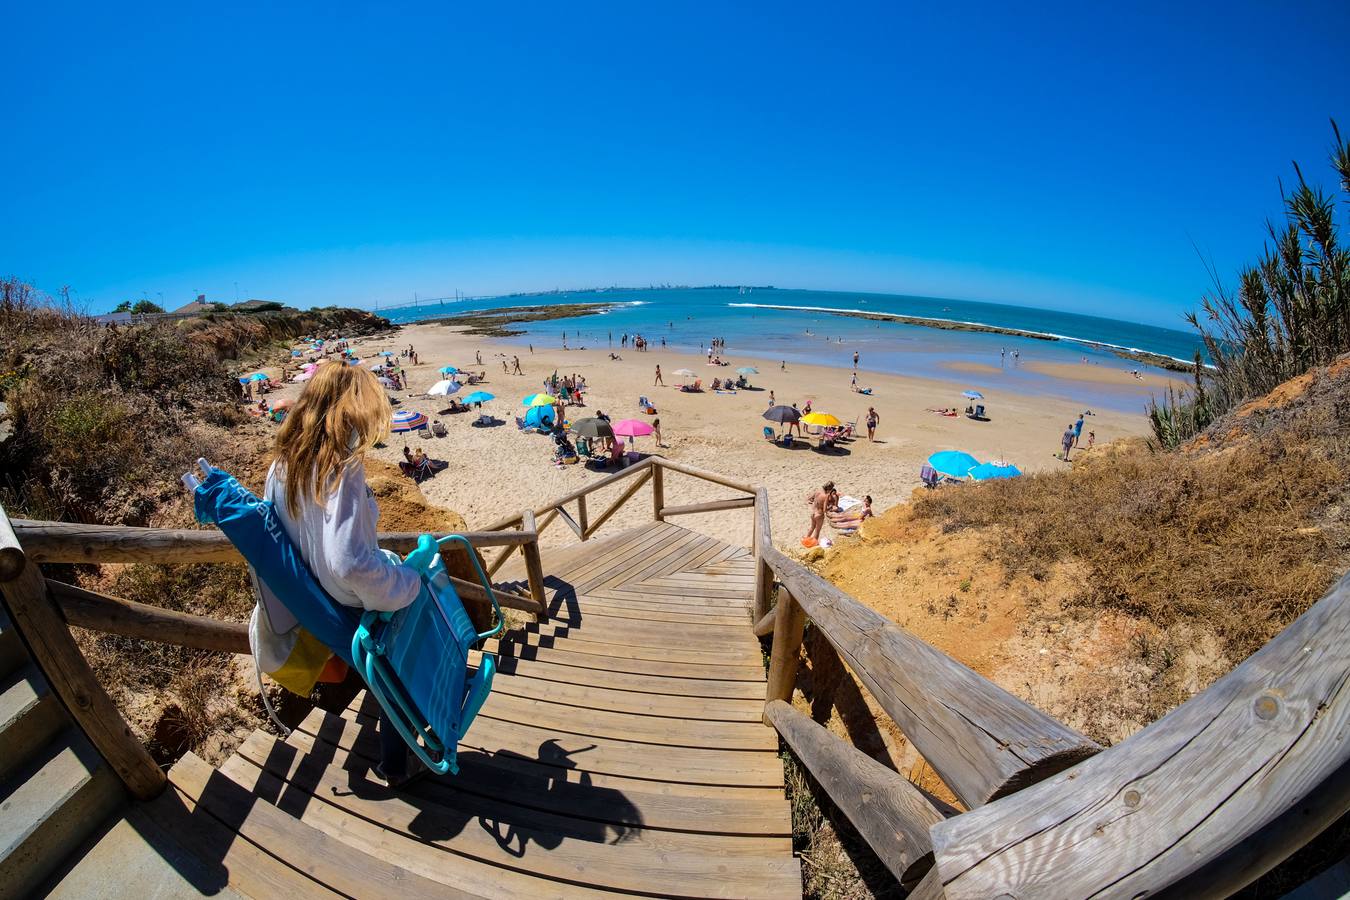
[0,663,66,783]
[492,640,767,681]
[496,628,762,665]
[296,708,790,836]
[0,729,124,900]
[486,665,766,720]
[222,728,800,898]
[482,651,766,700]
[45,811,247,899]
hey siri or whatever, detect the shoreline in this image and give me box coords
[728,302,1195,372]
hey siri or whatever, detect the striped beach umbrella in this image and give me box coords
[391,409,429,432]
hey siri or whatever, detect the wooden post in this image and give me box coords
[652,463,665,522]
[753,487,773,622]
[577,495,589,540]
[0,506,165,800]
[764,588,806,714]
[520,509,548,622]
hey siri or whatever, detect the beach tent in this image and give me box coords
[391,409,429,432]
[969,462,1021,481]
[523,405,554,430]
[928,450,980,479]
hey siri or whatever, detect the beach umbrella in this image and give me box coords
[301,362,319,371]
[736,366,759,375]
[524,393,557,407]
[611,419,654,438]
[763,405,801,424]
[271,398,294,411]
[427,379,461,396]
[962,390,985,400]
[462,391,494,405]
[247,372,269,382]
[439,366,458,376]
[969,461,1022,481]
[802,412,841,428]
[369,362,385,370]
[291,372,313,382]
[928,450,980,479]
[570,417,614,439]
[391,409,428,432]
[381,350,394,357]
[377,376,397,388]
[673,368,696,377]
[346,357,361,366]
[523,405,555,429]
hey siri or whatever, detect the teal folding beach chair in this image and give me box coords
[351,534,505,775]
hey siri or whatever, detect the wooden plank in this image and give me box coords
[514,617,759,656]
[478,691,777,750]
[486,668,765,721]
[48,579,249,654]
[579,590,754,614]
[553,504,584,540]
[0,507,165,800]
[931,570,1350,900]
[659,497,757,517]
[764,589,806,708]
[582,468,651,540]
[136,766,340,899]
[13,520,534,565]
[0,514,24,581]
[753,607,776,637]
[654,458,759,495]
[766,700,944,888]
[349,695,785,789]
[547,523,680,591]
[553,601,749,627]
[568,526,703,593]
[297,709,789,835]
[765,544,1100,809]
[444,573,541,616]
[576,495,589,538]
[231,729,800,897]
[580,529,713,593]
[283,716,793,846]
[477,651,766,700]
[520,510,547,616]
[488,644,772,680]
[168,752,461,900]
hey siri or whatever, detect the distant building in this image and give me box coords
[171,301,217,315]
[94,311,133,325]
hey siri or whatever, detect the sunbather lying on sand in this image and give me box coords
[828,495,873,529]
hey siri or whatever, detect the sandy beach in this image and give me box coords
[266,322,1157,551]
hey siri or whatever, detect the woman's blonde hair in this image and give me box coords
[272,363,391,517]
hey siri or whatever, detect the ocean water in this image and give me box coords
[382,287,1204,413]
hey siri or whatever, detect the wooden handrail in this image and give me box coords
[0,506,166,800]
[764,588,806,709]
[48,579,251,654]
[13,520,539,566]
[928,570,1350,899]
[583,468,652,540]
[658,497,757,517]
[482,457,655,532]
[762,543,1100,809]
[752,487,773,622]
[765,700,946,888]
[651,458,757,495]
[752,606,776,638]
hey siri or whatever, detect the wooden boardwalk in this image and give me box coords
[56,523,800,898]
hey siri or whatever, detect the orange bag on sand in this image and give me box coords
[801,537,819,548]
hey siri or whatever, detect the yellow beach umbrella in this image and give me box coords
[801,412,841,428]
[526,394,557,407]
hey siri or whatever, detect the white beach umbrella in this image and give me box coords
[427,379,462,396]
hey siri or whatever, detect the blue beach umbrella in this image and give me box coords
[969,462,1022,481]
[248,373,269,382]
[381,350,394,357]
[440,366,458,376]
[927,450,980,479]
[736,366,759,375]
[962,390,984,400]
[462,391,494,405]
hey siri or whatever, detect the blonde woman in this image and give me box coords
[267,363,424,785]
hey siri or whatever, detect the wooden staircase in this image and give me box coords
[42,523,801,898]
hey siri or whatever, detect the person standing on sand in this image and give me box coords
[502,360,509,374]
[768,390,775,407]
[1086,430,1096,449]
[781,360,786,371]
[804,481,835,542]
[652,418,664,448]
[512,356,523,376]
[853,350,859,368]
[866,406,879,441]
[1061,425,1075,461]
[1073,413,1085,446]
[476,351,482,365]
[653,364,664,385]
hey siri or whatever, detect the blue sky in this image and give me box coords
[4,1,1347,329]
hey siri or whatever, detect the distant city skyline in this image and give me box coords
[4,2,1347,332]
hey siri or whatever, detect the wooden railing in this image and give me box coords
[751,481,1350,897]
[0,505,553,801]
